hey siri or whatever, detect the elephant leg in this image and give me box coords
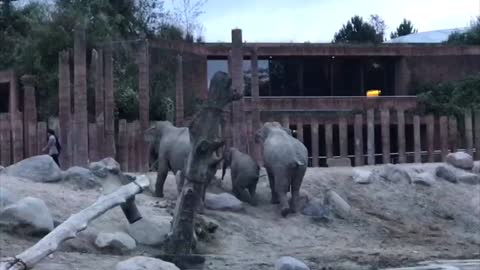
[274,172,290,217]
[247,181,258,206]
[155,158,169,197]
[175,170,185,195]
[233,185,252,204]
[266,167,278,204]
[289,166,306,213]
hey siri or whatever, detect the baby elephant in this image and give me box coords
[222,147,260,205]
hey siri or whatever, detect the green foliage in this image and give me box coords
[414,74,480,118]
[333,15,384,44]
[390,19,417,39]
[446,17,480,45]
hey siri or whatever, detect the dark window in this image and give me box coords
[0,83,9,113]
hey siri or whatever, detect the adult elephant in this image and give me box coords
[144,121,191,197]
[255,122,308,217]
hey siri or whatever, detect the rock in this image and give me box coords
[195,215,220,240]
[116,256,180,270]
[379,164,412,183]
[204,192,244,212]
[0,197,54,235]
[0,165,4,173]
[473,162,480,175]
[325,190,351,219]
[0,187,19,209]
[89,157,121,178]
[275,256,310,270]
[4,155,62,182]
[436,165,458,183]
[412,172,436,186]
[457,171,480,185]
[62,166,100,190]
[127,216,172,245]
[95,232,136,252]
[301,198,330,221]
[352,169,374,184]
[326,157,351,167]
[446,151,474,170]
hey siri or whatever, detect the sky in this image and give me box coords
[183,0,480,42]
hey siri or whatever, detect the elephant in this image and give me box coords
[144,121,191,197]
[255,121,308,217]
[221,147,260,205]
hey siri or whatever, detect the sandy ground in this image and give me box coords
[1,163,479,270]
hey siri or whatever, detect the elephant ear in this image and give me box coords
[144,126,157,143]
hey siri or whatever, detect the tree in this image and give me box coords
[333,15,384,44]
[171,0,206,41]
[390,19,417,39]
[446,17,480,45]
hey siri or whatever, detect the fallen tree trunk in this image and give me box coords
[0,175,150,270]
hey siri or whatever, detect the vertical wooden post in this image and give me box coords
[251,48,262,162]
[325,123,333,159]
[475,110,480,160]
[367,109,375,165]
[354,114,363,166]
[448,116,457,153]
[138,40,150,171]
[175,55,184,126]
[94,49,105,159]
[37,122,46,156]
[413,115,421,163]
[21,75,37,158]
[0,114,12,166]
[439,116,448,161]
[311,118,319,167]
[12,112,23,163]
[426,115,435,162]
[339,117,348,158]
[73,24,89,166]
[380,109,390,164]
[296,118,304,144]
[282,114,290,129]
[246,114,254,155]
[117,119,128,171]
[127,122,136,172]
[88,123,98,162]
[231,29,247,152]
[397,109,406,163]
[464,110,473,156]
[59,51,72,168]
[104,43,116,158]
[135,121,142,172]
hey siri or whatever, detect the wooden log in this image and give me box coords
[339,117,348,158]
[426,115,435,162]
[413,115,421,163]
[367,109,375,165]
[380,109,390,164]
[58,51,72,168]
[311,118,319,167]
[397,109,406,163]
[94,49,105,158]
[88,123,98,162]
[104,43,116,158]
[73,24,89,166]
[324,123,333,159]
[464,110,473,156]
[0,176,150,270]
[448,116,457,153]
[36,122,46,156]
[296,118,304,144]
[354,114,363,166]
[0,114,11,166]
[475,110,480,160]
[439,116,448,161]
[118,119,128,171]
[230,29,247,153]
[12,113,23,163]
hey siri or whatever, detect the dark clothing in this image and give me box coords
[51,154,60,167]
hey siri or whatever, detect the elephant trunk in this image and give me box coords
[221,149,231,180]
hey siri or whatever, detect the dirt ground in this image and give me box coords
[1,163,479,270]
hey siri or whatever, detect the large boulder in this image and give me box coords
[204,192,244,212]
[301,198,329,221]
[116,256,180,270]
[4,155,62,182]
[0,197,54,235]
[0,165,4,173]
[95,232,136,252]
[324,190,351,219]
[62,166,100,190]
[412,172,436,187]
[436,165,458,183]
[352,169,375,184]
[379,164,411,183]
[457,171,480,185]
[127,216,172,245]
[0,187,19,209]
[275,256,310,270]
[446,152,474,170]
[89,157,121,178]
[473,161,480,175]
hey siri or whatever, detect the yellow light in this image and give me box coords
[366,90,381,97]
